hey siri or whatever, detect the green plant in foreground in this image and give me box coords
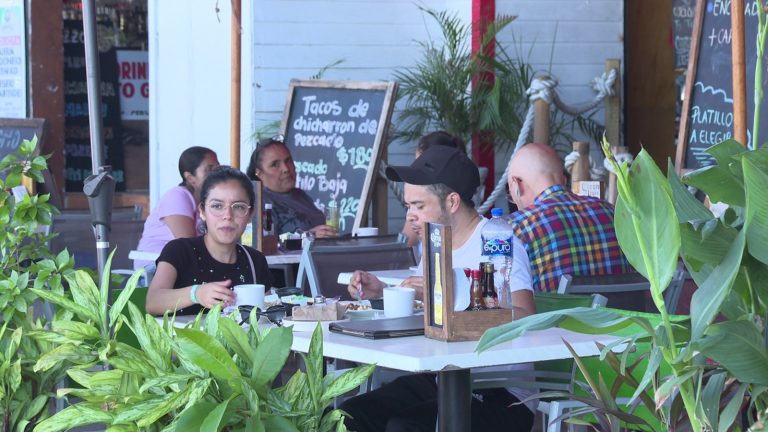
[32,259,374,432]
[478,139,768,430]
[0,137,84,431]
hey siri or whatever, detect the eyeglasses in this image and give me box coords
[206,201,252,218]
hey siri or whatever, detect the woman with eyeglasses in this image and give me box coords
[246,136,337,238]
[146,166,271,316]
[135,146,220,269]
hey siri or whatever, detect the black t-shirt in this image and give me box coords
[264,187,325,234]
[157,236,272,315]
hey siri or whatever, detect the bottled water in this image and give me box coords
[481,208,515,310]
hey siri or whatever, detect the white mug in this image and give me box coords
[226,284,265,314]
[355,227,379,237]
[383,286,415,318]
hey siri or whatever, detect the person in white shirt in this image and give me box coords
[341,146,536,432]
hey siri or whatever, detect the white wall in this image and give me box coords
[149,0,623,230]
[149,0,254,204]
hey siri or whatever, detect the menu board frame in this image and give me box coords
[278,79,397,234]
[676,0,766,172]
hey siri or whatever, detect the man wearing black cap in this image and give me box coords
[341,146,536,432]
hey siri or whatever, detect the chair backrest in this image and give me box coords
[50,219,146,271]
[300,235,416,300]
[557,269,686,313]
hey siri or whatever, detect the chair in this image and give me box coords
[557,266,687,313]
[297,234,416,300]
[49,218,147,281]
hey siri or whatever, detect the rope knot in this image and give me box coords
[526,77,557,104]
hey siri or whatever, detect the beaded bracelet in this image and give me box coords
[190,284,200,304]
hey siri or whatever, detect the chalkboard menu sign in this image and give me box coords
[673,0,697,69]
[279,80,398,234]
[63,18,125,192]
[677,0,766,170]
[0,118,45,162]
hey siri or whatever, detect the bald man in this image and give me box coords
[506,143,630,292]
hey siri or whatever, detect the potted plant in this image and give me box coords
[392,6,604,156]
[0,137,85,431]
[30,259,374,431]
[477,138,768,429]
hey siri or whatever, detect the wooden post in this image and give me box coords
[533,77,550,145]
[731,0,748,146]
[604,59,621,148]
[570,141,590,192]
[606,146,628,205]
[230,0,242,167]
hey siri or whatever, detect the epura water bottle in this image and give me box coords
[481,208,515,310]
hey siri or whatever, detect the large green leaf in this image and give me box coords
[667,160,713,224]
[109,270,144,326]
[175,327,239,381]
[175,401,217,431]
[706,139,746,166]
[251,326,293,390]
[478,308,640,352]
[30,287,95,323]
[201,399,230,432]
[34,344,95,372]
[743,153,768,264]
[219,316,255,366]
[33,403,114,432]
[690,230,745,339]
[699,371,726,430]
[321,363,376,404]
[614,150,680,299]
[700,320,768,385]
[304,324,325,413]
[684,165,745,207]
[680,222,737,271]
[64,270,101,323]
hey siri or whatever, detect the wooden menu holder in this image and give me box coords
[421,223,514,342]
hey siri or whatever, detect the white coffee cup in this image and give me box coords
[355,227,379,237]
[233,283,265,309]
[383,286,416,318]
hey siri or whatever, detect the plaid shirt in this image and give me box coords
[508,185,630,292]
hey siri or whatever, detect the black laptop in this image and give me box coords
[329,315,425,339]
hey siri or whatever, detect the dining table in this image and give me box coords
[290,324,620,432]
[162,309,620,432]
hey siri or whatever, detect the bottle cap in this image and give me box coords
[491,208,503,217]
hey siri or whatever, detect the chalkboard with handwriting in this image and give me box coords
[673,0,697,69]
[677,0,767,170]
[0,118,45,161]
[63,18,125,191]
[279,80,398,234]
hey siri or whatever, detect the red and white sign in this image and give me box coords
[116,50,148,120]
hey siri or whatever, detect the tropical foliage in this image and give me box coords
[0,137,81,431]
[478,139,768,430]
[392,6,604,155]
[31,261,374,432]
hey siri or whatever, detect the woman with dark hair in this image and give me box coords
[146,166,271,316]
[135,146,219,269]
[246,137,336,237]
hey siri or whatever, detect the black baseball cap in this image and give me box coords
[385,146,480,206]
